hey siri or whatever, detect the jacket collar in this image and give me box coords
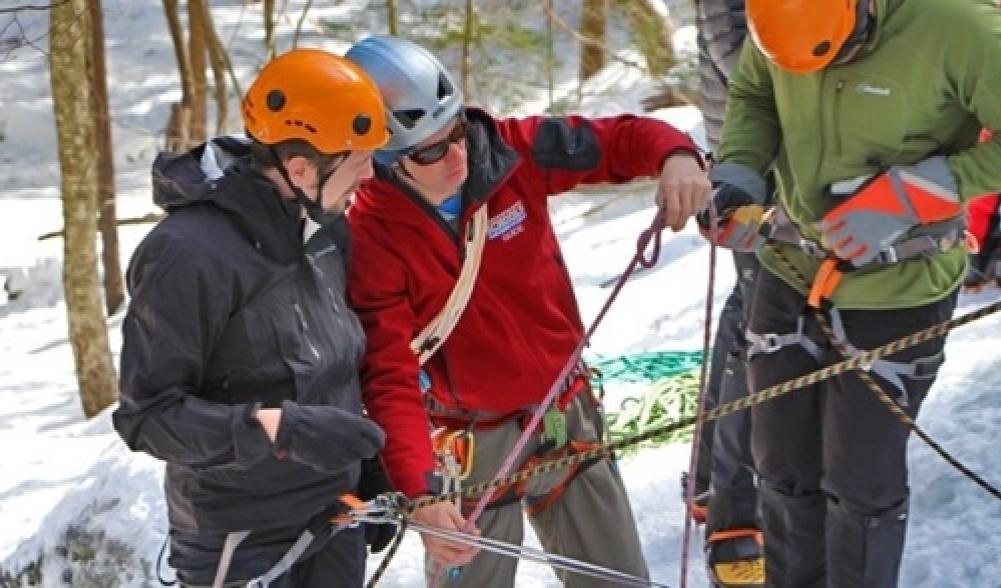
[352,108,520,226]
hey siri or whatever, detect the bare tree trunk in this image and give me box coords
[579,0,606,83]
[386,0,398,36]
[188,0,208,144]
[461,0,474,98]
[163,0,192,151]
[263,0,276,60]
[50,0,118,418]
[198,1,227,134]
[87,0,124,315]
[611,0,675,77]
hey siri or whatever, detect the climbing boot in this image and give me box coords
[706,528,765,588]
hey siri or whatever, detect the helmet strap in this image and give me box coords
[270,146,347,227]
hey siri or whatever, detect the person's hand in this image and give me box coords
[654,152,712,232]
[817,156,961,267]
[412,500,480,568]
[256,408,282,442]
[274,401,385,473]
[696,162,770,251]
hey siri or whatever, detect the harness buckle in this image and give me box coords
[799,238,824,258]
[879,246,899,265]
[760,333,783,354]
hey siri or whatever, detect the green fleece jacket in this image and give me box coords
[718,0,1001,309]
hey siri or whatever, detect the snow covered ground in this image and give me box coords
[2,0,1001,586]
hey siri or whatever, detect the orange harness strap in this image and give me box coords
[808,257,845,308]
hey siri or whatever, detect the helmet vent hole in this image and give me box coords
[285,120,317,134]
[437,74,454,101]
[813,41,832,57]
[393,109,425,130]
[353,114,372,136]
[266,89,286,112]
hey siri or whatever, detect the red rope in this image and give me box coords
[679,204,719,587]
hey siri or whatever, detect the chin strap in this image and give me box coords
[270,147,347,226]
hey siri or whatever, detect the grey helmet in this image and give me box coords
[346,35,463,158]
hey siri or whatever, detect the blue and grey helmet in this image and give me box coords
[346,36,463,160]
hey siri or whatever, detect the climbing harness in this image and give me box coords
[209,496,364,588]
[770,246,1001,502]
[758,205,967,306]
[746,310,944,407]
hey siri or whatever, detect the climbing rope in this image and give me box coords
[680,205,719,588]
[358,494,666,588]
[771,247,1001,502]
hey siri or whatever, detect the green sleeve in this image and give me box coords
[716,37,781,174]
[945,2,1001,202]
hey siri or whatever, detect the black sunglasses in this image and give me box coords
[407,119,467,166]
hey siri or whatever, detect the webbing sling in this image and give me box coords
[410,205,489,365]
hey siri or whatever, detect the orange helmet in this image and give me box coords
[747,0,871,74]
[241,48,389,154]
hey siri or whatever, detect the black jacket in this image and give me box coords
[114,139,378,533]
[697,0,747,153]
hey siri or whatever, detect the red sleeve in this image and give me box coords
[495,113,702,195]
[347,216,436,498]
[967,192,1001,249]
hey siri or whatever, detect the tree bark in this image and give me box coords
[199,1,227,134]
[461,0,474,99]
[263,0,276,59]
[162,0,191,151]
[386,0,398,36]
[50,0,118,418]
[188,0,208,144]
[87,0,123,315]
[579,0,606,82]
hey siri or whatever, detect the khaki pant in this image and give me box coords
[427,394,649,587]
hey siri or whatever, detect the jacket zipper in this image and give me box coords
[833,78,846,159]
[293,302,321,359]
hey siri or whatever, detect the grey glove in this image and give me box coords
[275,400,386,473]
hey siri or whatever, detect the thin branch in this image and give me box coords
[0,1,70,14]
[538,0,644,72]
[39,213,164,241]
[291,0,312,49]
[2,0,82,61]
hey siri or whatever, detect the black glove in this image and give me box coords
[275,401,385,473]
[696,162,768,229]
[357,457,397,553]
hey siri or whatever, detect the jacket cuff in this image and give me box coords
[661,146,706,171]
[709,162,768,204]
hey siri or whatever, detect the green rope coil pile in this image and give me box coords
[588,351,703,454]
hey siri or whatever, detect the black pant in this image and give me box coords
[697,251,760,533]
[747,269,956,588]
[171,524,365,587]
